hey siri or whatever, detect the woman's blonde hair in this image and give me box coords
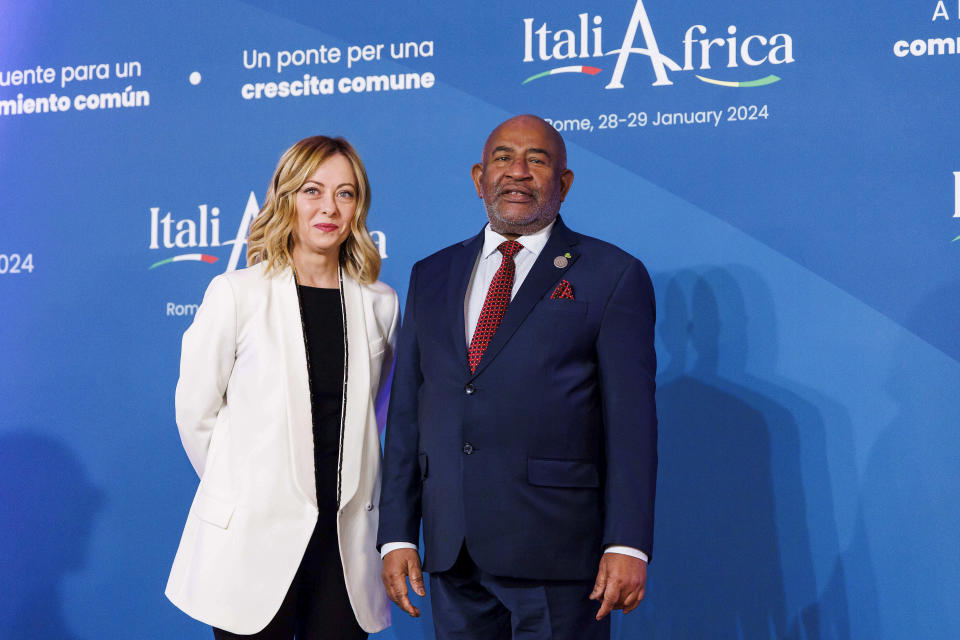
[246,136,380,283]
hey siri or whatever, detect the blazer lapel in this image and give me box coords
[448,230,485,374]
[470,217,580,379]
[276,266,318,508]
[338,270,370,509]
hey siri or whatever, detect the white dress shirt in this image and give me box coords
[464,221,555,345]
[382,222,647,564]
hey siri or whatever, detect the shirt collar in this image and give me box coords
[481,220,556,261]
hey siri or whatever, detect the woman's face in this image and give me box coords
[292,153,357,258]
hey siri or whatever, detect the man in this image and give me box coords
[378,115,657,639]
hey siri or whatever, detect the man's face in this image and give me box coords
[471,116,574,237]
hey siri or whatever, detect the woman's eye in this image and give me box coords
[338,190,355,199]
[302,187,319,195]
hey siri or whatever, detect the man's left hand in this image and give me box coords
[589,553,647,620]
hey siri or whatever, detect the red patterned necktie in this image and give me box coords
[468,240,524,373]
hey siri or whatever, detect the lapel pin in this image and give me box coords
[553,255,568,268]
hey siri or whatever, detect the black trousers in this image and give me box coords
[213,516,366,640]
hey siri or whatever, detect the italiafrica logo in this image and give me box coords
[147,192,389,272]
[147,193,258,272]
[521,0,793,88]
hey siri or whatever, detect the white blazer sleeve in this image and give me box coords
[174,274,238,477]
[373,289,400,432]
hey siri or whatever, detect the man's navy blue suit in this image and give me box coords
[378,216,658,584]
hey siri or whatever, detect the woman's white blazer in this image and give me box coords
[165,262,398,634]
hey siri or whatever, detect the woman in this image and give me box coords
[166,136,397,639]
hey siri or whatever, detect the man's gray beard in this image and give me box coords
[483,191,562,237]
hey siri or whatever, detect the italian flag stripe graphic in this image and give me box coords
[149,254,219,269]
[522,66,603,85]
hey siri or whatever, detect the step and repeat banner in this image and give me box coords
[2,1,958,638]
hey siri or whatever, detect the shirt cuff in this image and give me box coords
[604,545,648,564]
[381,541,418,559]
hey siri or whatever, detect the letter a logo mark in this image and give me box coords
[605,0,681,88]
[224,191,261,273]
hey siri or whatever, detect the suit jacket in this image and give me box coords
[166,261,398,634]
[378,217,657,581]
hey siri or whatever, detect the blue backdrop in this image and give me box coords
[2,1,958,638]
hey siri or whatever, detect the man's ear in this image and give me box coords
[471,163,485,198]
[559,169,574,202]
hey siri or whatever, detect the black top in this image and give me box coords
[297,285,344,514]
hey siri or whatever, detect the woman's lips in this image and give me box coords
[314,223,338,232]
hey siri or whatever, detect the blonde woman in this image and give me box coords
[167,136,397,639]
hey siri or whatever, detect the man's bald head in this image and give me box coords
[471,115,574,238]
[481,115,567,171]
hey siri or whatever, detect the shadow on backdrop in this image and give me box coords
[716,265,868,640]
[852,281,960,638]
[620,266,857,639]
[0,430,102,640]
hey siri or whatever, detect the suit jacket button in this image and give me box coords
[464,383,476,395]
[365,503,374,511]
[462,442,474,455]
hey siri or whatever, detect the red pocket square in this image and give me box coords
[550,280,575,300]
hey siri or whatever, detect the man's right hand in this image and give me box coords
[382,548,426,617]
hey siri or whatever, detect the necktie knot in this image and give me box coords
[498,240,523,260]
